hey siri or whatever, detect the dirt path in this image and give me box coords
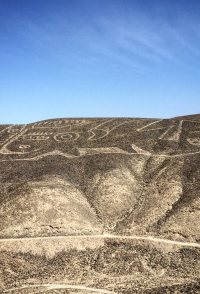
[4,283,115,293]
[0,234,200,248]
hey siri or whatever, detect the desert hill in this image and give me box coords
[0,115,200,293]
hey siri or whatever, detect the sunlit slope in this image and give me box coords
[0,115,200,241]
[0,176,102,238]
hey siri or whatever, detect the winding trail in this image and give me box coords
[4,283,115,293]
[1,148,200,163]
[0,234,200,248]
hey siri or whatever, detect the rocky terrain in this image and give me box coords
[0,115,200,293]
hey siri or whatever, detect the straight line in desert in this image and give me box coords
[137,120,163,131]
[4,283,115,293]
[0,234,200,248]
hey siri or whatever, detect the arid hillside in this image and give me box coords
[0,116,200,293]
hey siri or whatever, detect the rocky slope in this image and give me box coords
[0,115,200,293]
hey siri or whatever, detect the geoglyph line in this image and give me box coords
[96,120,138,140]
[137,127,166,132]
[175,120,183,142]
[1,149,200,163]
[54,132,80,142]
[158,120,183,142]
[158,125,174,140]
[0,126,17,148]
[0,234,200,248]
[0,125,28,154]
[137,120,163,132]
[32,119,91,128]
[4,283,115,293]
[88,119,116,140]
[182,119,200,124]
[88,118,131,141]
[0,126,11,135]
[0,150,76,162]
[131,144,151,155]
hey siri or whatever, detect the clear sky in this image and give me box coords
[0,0,200,124]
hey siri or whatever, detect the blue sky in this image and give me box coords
[0,0,200,123]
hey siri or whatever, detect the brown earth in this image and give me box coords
[0,116,200,293]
